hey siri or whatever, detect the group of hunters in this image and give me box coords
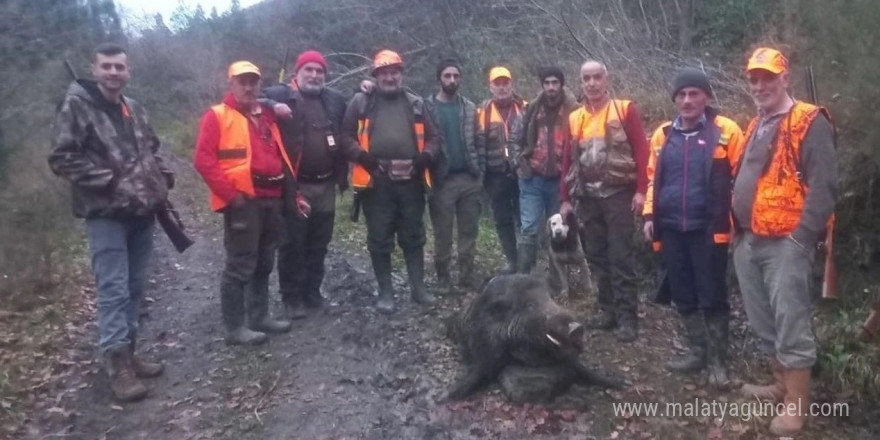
[49,42,837,436]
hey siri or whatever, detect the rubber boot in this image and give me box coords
[432,259,452,295]
[666,313,707,372]
[516,236,537,274]
[285,300,309,320]
[370,251,395,313]
[705,314,730,388]
[616,310,639,343]
[498,227,518,274]
[248,273,292,334]
[222,277,268,345]
[458,259,479,291]
[741,358,786,402]
[769,368,811,436]
[404,247,436,305]
[104,344,148,402]
[585,308,617,331]
[128,332,163,378]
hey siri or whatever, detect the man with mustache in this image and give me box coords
[340,50,442,313]
[642,68,744,387]
[424,59,484,293]
[732,48,837,436]
[476,66,527,274]
[513,67,579,276]
[194,61,308,345]
[559,60,649,343]
[262,51,349,319]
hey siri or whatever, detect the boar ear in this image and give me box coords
[568,322,584,338]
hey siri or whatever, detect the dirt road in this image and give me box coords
[26,165,874,440]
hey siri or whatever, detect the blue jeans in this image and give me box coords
[86,215,155,352]
[518,176,560,240]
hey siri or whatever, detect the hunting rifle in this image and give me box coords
[63,60,194,253]
[805,65,837,300]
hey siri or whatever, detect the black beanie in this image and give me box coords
[671,68,712,101]
[538,66,565,87]
[436,58,462,80]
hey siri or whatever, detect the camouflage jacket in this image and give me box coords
[49,80,170,219]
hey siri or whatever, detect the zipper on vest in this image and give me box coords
[682,136,689,230]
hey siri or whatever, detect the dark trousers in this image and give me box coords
[361,178,426,254]
[483,171,520,262]
[576,189,638,319]
[277,182,336,307]
[659,227,730,317]
[220,198,283,330]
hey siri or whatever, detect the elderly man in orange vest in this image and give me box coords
[194,61,309,345]
[340,50,442,313]
[732,48,837,436]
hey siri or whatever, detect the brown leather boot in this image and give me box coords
[769,367,811,436]
[104,345,148,402]
[129,337,163,378]
[741,358,786,402]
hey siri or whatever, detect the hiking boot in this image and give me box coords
[706,314,730,388]
[458,265,480,291]
[104,344,148,402]
[741,358,786,402]
[251,318,292,334]
[303,288,325,309]
[769,367,811,436]
[129,335,163,378]
[666,313,707,373]
[371,251,395,314]
[405,247,436,305]
[585,309,617,331]
[225,327,268,346]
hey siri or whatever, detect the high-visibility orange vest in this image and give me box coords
[208,104,294,211]
[567,99,637,191]
[741,101,830,237]
[350,116,431,189]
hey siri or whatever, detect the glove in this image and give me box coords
[413,151,432,171]
[358,151,380,173]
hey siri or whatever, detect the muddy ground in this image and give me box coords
[21,163,878,440]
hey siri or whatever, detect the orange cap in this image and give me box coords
[372,50,403,76]
[228,61,261,79]
[489,66,512,82]
[746,48,789,74]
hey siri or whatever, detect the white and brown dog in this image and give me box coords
[547,212,595,298]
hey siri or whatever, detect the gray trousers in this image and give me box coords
[733,231,817,368]
[428,173,483,274]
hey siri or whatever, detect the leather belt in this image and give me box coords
[298,170,334,183]
[252,173,286,188]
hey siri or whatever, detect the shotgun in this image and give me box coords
[278,47,290,85]
[805,65,837,300]
[63,60,194,253]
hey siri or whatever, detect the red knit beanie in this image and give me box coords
[295,50,327,73]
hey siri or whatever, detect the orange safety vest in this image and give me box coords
[208,103,294,211]
[741,101,830,237]
[350,116,431,189]
[478,100,526,157]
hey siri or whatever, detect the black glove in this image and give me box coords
[413,151,432,171]
[358,151,380,173]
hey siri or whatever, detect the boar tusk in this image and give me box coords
[546,333,562,346]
